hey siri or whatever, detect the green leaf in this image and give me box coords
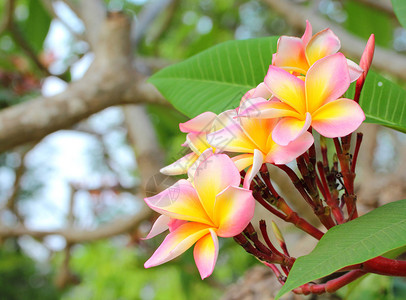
[21,0,51,53]
[149,37,278,118]
[392,0,406,30]
[344,1,392,47]
[350,71,406,133]
[150,37,406,133]
[275,199,406,300]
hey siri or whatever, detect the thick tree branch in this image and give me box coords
[0,206,150,243]
[263,0,406,80]
[0,13,167,153]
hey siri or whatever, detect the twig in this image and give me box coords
[132,0,174,48]
[40,0,87,42]
[1,0,52,76]
[0,0,15,34]
[293,270,366,295]
[0,206,151,243]
[259,220,284,257]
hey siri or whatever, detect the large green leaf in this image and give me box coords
[344,0,392,47]
[392,0,406,30]
[351,71,406,133]
[149,37,278,117]
[150,37,406,133]
[275,199,406,300]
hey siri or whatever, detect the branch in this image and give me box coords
[0,206,151,243]
[132,0,174,47]
[76,0,106,49]
[263,0,406,80]
[0,13,167,153]
[123,105,167,194]
[3,145,32,219]
[1,0,52,76]
[354,0,394,15]
[0,0,15,34]
[40,0,87,42]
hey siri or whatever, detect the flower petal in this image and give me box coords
[194,154,241,217]
[305,53,350,113]
[214,186,255,237]
[231,154,254,171]
[238,98,303,120]
[243,149,264,189]
[179,112,217,133]
[144,222,211,268]
[272,112,312,146]
[187,148,214,182]
[144,179,212,225]
[207,111,257,153]
[193,229,219,279]
[142,215,171,240]
[266,131,314,164]
[241,82,272,103]
[160,152,198,175]
[210,109,238,131]
[305,28,340,66]
[272,36,308,74]
[186,133,212,155]
[265,66,306,114]
[239,116,276,153]
[168,218,188,232]
[312,98,365,138]
[347,59,363,83]
[301,20,313,45]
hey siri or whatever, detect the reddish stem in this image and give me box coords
[293,270,366,295]
[253,190,323,240]
[317,162,344,224]
[333,138,342,155]
[262,261,286,284]
[234,233,285,265]
[259,164,280,198]
[351,133,363,173]
[276,164,315,209]
[253,191,286,220]
[259,220,284,257]
[334,137,358,219]
[345,256,406,277]
[278,163,335,229]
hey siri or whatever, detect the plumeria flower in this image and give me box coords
[239,53,365,146]
[273,20,363,82]
[144,153,255,279]
[160,112,218,176]
[241,82,272,103]
[207,107,314,188]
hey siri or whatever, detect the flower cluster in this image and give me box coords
[143,21,366,279]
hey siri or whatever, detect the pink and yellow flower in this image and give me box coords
[144,153,255,279]
[160,112,218,176]
[242,82,272,102]
[272,20,362,81]
[239,53,365,146]
[207,107,314,188]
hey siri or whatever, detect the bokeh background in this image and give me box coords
[0,0,405,299]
